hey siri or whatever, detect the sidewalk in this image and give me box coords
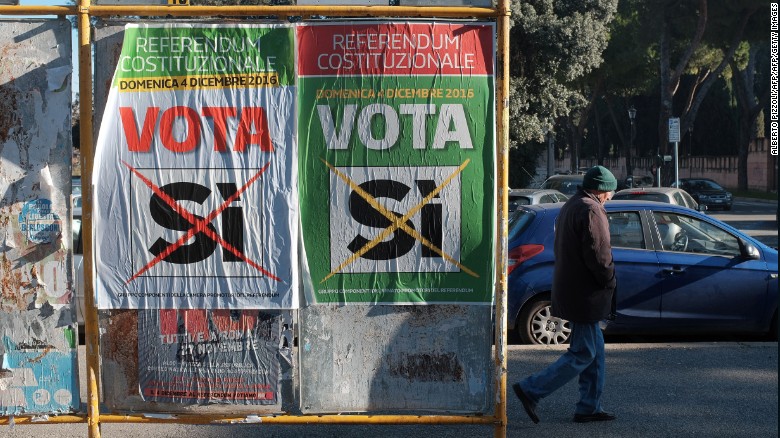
[1,343,776,437]
[734,196,778,204]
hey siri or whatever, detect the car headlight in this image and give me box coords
[698,195,708,200]
[725,193,732,199]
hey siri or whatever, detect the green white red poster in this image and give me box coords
[297,21,496,304]
[93,24,299,310]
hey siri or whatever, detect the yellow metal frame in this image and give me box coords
[0,2,511,437]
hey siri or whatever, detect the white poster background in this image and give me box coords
[93,24,298,309]
[329,166,461,274]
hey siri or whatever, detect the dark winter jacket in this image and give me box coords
[551,188,616,323]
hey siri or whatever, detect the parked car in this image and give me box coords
[539,174,585,197]
[73,207,85,326]
[623,175,655,189]
[508,189,568,212]
[72,175,81,196]
[672,178,733,210]
[612,187,704,211]
[507,201,777,344]
[541,171,633,197]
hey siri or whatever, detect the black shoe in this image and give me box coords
[573,411,616,423]
[512,383,539,424]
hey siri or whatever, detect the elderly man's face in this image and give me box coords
[596,190,614,205]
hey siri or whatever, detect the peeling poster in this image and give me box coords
[0,19,78,415]
[138,309,282,405]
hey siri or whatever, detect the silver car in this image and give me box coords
[73,208,85,326]
[539,174,585,197]
[508,189,568,212]
[612,187,705,211]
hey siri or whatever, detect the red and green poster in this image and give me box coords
[138,309,283,405]
[297,21,495,304]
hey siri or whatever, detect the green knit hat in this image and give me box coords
[582,166,617,192]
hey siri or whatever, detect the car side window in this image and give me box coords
[652,212,740,256]
[73,217,82,255]
[607,212,644,249]
[680,192,697,209]
[540,194,555,204]
[672,192,686,207]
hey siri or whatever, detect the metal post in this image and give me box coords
[494,0,510,436]
[78,1,100,437]
[627,106,636,184]
[688,126,693,178]
[674,141,680,187]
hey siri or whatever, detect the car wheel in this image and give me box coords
[518,298,571,345]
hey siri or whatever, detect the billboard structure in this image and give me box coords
[0,1,509,436]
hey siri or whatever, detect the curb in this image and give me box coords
[734,197,778,204]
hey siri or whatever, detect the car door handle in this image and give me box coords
[662,267,685,275]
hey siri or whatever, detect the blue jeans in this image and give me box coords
[519,322,606,415]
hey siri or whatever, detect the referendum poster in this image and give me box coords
[93,24,299,309]
[138,309,282,405]
[297,21,496,304]
[0,19,79,415]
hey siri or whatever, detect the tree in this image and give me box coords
[507,0,618,185]
[730,42,770,190]
[639,1,768,156]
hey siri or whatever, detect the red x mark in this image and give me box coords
[123,161,280,284]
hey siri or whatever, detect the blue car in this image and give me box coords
[508,200,778,344]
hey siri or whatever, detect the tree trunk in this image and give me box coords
[594,100,605,165]
[730,46,771,191]
[657,0,708,159]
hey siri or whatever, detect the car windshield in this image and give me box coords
[542,180,580,196]
[690,180,724,191]
[508,209,536,241]
[509,195,531,206]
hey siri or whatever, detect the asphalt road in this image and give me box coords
[710,198,778,248]
[1,342,776,438]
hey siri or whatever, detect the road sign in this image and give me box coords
[668,117,681,143]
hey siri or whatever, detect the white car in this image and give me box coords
[508,188,568,212]
[73,207,85,326]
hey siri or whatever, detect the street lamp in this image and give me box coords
[627,106,636,185]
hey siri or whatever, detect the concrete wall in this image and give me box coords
[552,138,778,192]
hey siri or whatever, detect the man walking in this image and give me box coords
[513,165,618,424]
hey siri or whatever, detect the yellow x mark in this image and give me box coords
[321,159,479,283]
